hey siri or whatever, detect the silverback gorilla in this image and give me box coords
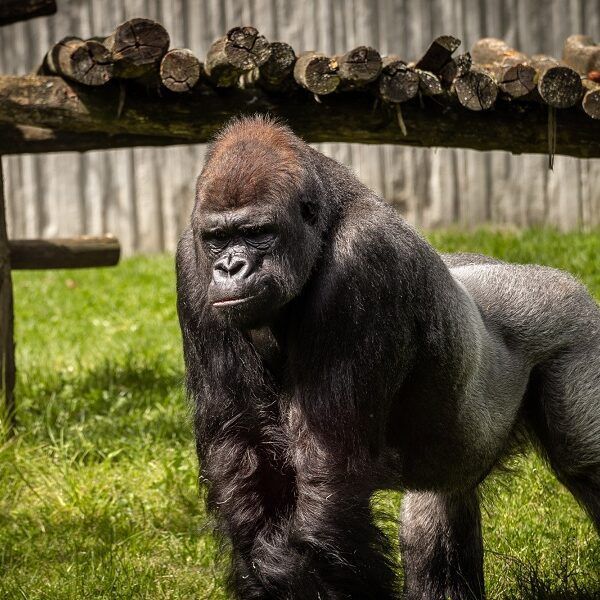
[176,115,600,599]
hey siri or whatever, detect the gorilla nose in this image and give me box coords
[214,255,251,280]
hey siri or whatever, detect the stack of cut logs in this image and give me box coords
[38,18,600,119]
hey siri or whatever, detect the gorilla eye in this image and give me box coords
[241,225,277,249]
[203,229,230,253]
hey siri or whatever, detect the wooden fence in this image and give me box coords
[0,0,599,254]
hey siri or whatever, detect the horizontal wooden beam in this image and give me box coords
[9,236,120,270]
[0,75,599,158]
[0,0,56,26]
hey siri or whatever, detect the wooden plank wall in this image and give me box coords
[0,0,599,255]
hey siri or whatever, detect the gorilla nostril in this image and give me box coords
[214,256,249,279]
[228,258,246,277]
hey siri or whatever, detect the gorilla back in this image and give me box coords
[176,115,600,600]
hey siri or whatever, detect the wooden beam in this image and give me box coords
[0,157,16,435]
[0,0,56,26]
[9,236,120,270]
[0,75,600,158]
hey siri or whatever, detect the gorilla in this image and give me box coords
[176,115,600,599]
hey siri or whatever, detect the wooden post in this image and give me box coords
[0,157,16,435]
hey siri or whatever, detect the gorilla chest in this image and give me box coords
[247,326,285,380]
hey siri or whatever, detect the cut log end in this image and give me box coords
[416,69,443,96]
[70,40,114,86]
[294,52,340,95]
[379,60,419,103]
[531,55,583,108]
[205,26,271,88]
[259,42,296,90]
[583,83,600,119]
[225,26,271,70]
[160,49,201,92]
[338,46,382,86]
[538,66,583,108]
[499,63,536,97]
[454,67,498,111]
[106,18,170,79]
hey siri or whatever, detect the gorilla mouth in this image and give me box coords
[212,294,257,308]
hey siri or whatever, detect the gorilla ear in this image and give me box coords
[300,199,319,226]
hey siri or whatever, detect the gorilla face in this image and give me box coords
[191,117,326,329]
[197,201,318,328]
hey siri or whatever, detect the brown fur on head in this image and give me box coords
[197,115,304,211]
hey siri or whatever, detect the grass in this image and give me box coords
[0,228,599,599]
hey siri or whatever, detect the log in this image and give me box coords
[0,158,16,435]
[1,76,600,158]
[293,52,340,95]
[337,46,382,88]
[415,35,461,73]
[453,66,498,111]
[582,79,600,119]
[104,18,170,79]
[205,26,270,87]
[69,40,114,86]
[9,236,120,270]
[159,49,202,92]
[439,52,472,86]
[378,57,419,103]
[562,35,600,77]
[471,38,536,98]
[415,69,443,96]
[258,42,296,91]
[40,37,113,86]
[530,55,583,109]
[0,0,56,26]
[39,36,82,78]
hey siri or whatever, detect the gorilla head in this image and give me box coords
[192,116,325,327]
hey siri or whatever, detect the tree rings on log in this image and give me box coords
[294,52,340,95]
[69,40,114,86]
[105,18,170,79]
[531,55,583,108]
[582,80,600,119]
[337,46,382,87]
[379,57,419,103]
[160,49,201,92]
[205,26,271,87]
[471,38,536,98]
[454,66,498,110]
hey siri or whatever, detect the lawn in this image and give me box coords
[0,229,599,599]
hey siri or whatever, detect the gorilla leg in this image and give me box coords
[530,339,600,530]
[287,465,401,599]
[203,433,296,599]
[400,489,485,600]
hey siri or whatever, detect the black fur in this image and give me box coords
[176,116,600,599]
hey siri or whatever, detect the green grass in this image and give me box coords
[0,228,599,599]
